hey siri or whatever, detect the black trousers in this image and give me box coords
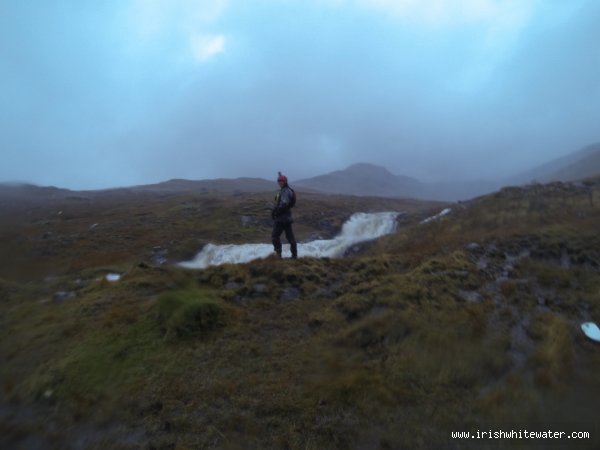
[272,221,297,257]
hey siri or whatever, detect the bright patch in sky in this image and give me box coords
[126,0,228,62]
[190,33,226,62]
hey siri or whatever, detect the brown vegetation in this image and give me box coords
[1,179,600,449]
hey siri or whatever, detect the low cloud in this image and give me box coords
[1,0,598,189]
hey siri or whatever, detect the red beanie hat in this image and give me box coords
[277,171,287,183]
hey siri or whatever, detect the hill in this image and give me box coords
[4,142,599,204]
[295,162,502,201]
[295,143,600,202]
[1,177,600,448]
[296,163,423,198]
[130,177,276,194]
[508,142,600,185]
[0,182,72,199]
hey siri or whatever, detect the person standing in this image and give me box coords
[271,172,298,259]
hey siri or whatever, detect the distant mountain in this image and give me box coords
[0,182,72,199]
[508,143,600,185]
[4,143,599,204]
[295,163,423,198]
[295,163,501,201]
[0,178,278,202]
[129,177,275,194]
[295,143,600,202]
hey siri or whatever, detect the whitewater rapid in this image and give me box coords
[178,212,399,269]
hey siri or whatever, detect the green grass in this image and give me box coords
[157,287,229,340]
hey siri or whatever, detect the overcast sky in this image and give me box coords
[1,0,599,190]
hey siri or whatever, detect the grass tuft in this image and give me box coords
[157,287,227,340]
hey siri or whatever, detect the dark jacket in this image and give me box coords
[273,185,294,223]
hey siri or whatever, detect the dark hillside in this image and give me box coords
[1,178,600,449]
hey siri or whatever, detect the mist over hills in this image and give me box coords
[296,142,600,201]
[508,143,600,185]
[294,163,423,198]
[295,164,502,201]
[2,143,600,202]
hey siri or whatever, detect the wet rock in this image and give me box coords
[452,270,470,278]
[43,389,54,399]
[53,291,76,303]
[315,287,336,299]
[370,305,388,316]
[485,242,503,258]
[560,249,571,268]
[476,256,489,271]
[279,287,300,303]
[151,246,168,265]
[240,215,254,227]
[230,295,248,305]
[466,242,481,251]
[343,239,377,256]
[252,283,268,296]
[501,264,514,278]
[458,289,483,303]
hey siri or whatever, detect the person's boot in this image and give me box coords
[273,240,282,258]
[290,243,298,259]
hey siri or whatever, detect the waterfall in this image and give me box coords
[178,211,399,269]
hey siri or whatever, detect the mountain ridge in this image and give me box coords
[295,143,600,201]
[295,162,423,199]
[2,143,599,202]
[508,142,600,184]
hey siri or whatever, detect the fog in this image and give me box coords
[1,0,599,190]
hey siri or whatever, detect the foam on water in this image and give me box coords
[105,273,121,282]
[178,212,399,269]
[421,208,451,224]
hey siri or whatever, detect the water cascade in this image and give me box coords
[178,212,399,269]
